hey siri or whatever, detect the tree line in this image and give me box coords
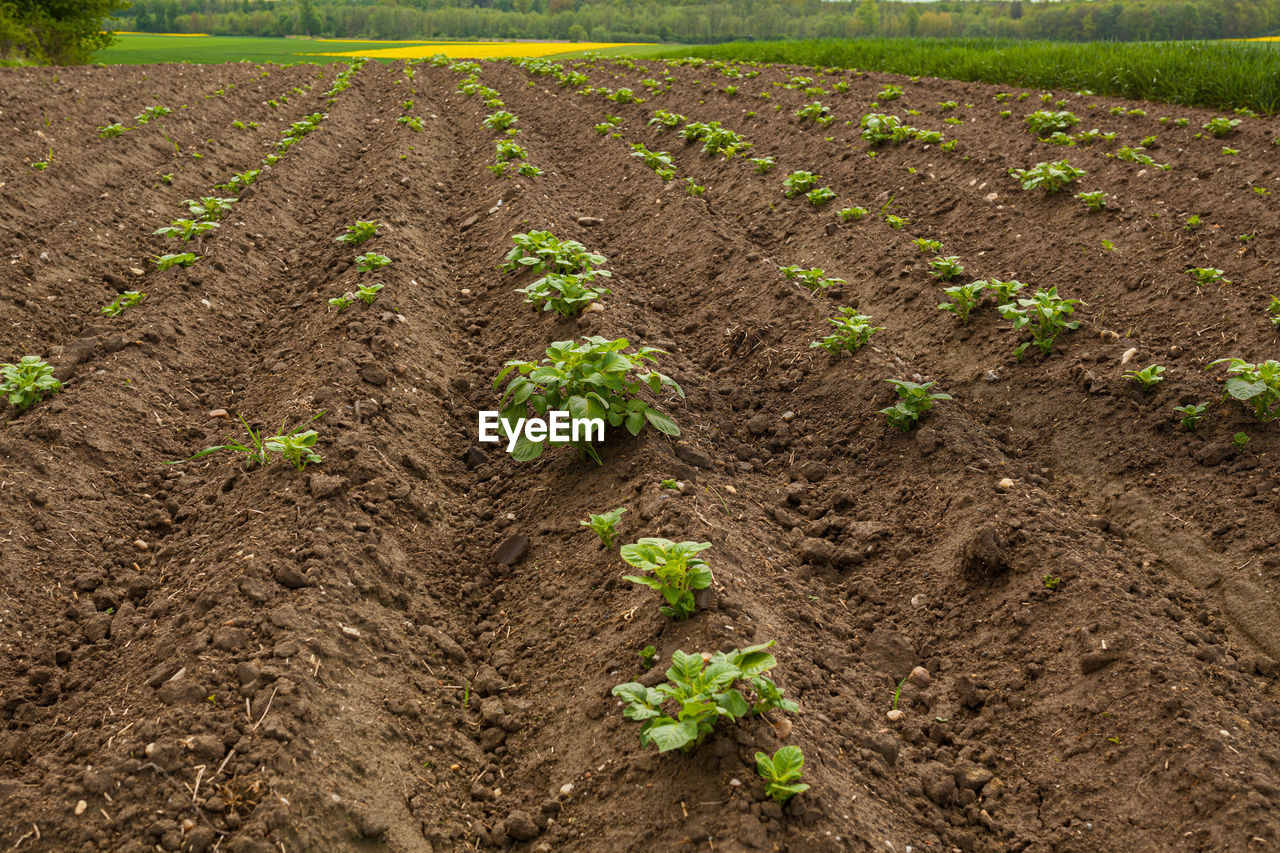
[119,0,1280,44]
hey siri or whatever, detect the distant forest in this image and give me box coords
[117,0,1280,44]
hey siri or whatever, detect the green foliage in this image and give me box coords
[134,104,171,124]
[756,746,810,805]
[811,307,882,353]
[1,356,61,411]
[611,641,797,753]
[621,538,713,620]
[999,287,1081,358]
[504,231,607,275]
[355,252,391,273]
[606,87,642,103]
[879,379,951,431]
[806,186,837,206]
[517,271,610,317]
[101,290,145,316]
[154,219,217,241]
[336,220,379,246]
[152,252,198,271]
[98,122,127,138]
[685,178,706,196]
[649,109,685,129]
[1208,358,1280,422]
[176,413,323,471]
[937,281,985,323]
[1203,117,1241,137]
[1044,574,1061,591]
[1233,431,1251,449]
[328,294,353,313]
[396,115,423,131]
[495,139,527,162]
[483,110,518,131]
[1187,267,1229,288]
[1268,295,1280,326]
[979,278,1026,306]
[1173,402,1207,430]
[355,282,383,304]
[1076,190,1108,211]
[914,237,942,253]
[796,101,832,123]
[494,337,683,462]
[216,169,260,194]
[779,266,844,295]
[1009,159,1085,193]
[184,196,235,221]
[838,206,867,222]
[877,84,903,101]
[1124,364,1165,389]
[927,255,965,281]
[1024,109,1079,135]
[750,156,776,173]
[581,507,627,550]
[680,120,751,157]
[885,214,909,230]
[782,170,820,197]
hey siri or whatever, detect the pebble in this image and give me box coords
[576,216,603,226]
[729,778,742,787]
[208,409,229,419]
[340,624,361,639]
[129,267,144,276]
[886,709,905,722]
[74,800,87,816]
[997,478,1015,491]
[781,410,795,422]
[1120,347,1139,365]
[132,539,150,551]
[908,666,932,688]
[559,783,574,797]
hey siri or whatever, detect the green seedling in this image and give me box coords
[838,206,867,222]
[483,110,517,131]
[1,356,61,411]
[885,214,909,230]
[611,640,797,753]
[782,170,820,198]
[135,105,171,124]
[185,196,235,221]
[928,256,965,281]
[660,478,679,490]
[337,220,379,246]
[1184,214,1203,231]
[806,186,836,206]
[153,252,198,271]
[1076,191,1108,212]
[160,173,173,185]
[495,139,528,162]
[685,179,706,197]
[638,645,657,669]
[217,169,260,194]
[879,379,951,431]
[914,238,942,253]
[877,84,902,101]
[1174,402,1207,430]
[355,283,383,305]
[811,307,882,353]
[1188,268,1229,288]
[649,109,685,129]
[517,163,542,177]
[397,116,424,131]
[505,231,607,275]
[1025,109,1079,136]
[756,746,810,805]
[581,507,627,550]
[679,120,750,157]
[1203,117,1241,137]
[328,294,353,313]
[174,412,323,471]
[1125,364,1165,389]
[1044,574,1061,590]
[98,123,127,138]
[1268,295,1280,325]
[796,101,831,123]
[999,287,1081,358]
[1010,160,1085,193]
[1233,432,1251,449]
[1208,358,1280,422]
[622,538,713,620]
[750,156,776,174]
[517,271,610,318]
[974,279,1025,307]
[355,252,391,273]
[101,291,145,316]
[937,282,985,323]
[154,219,217,242]
[495,336,683,462]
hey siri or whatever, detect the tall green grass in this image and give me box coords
[655,38,1280,113]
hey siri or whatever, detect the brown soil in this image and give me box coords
[1,55,1279,853]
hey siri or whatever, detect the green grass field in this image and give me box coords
[93,33,676,65]
[659,38,1280,113]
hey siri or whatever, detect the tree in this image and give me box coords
[567,22,586,40]
[297,0,320,35]
[854,0,877,35]
[8,0,132,65]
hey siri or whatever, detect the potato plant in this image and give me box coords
[355,252,391,273]
[154,219,218,242]
[494,336,683,462]
[504,231,607,275]
[517,271,610,318]
[938,282,985,323]
[1203,117,1241,137]
[1024,109,1079,135]
[185,196,235,221]
[1,356,61,411]
[98,123,128,138]
[811,308,882,353]
[680,121,751,157]
[1076,191,1108,212]
[750,156,776,173]
[1174,403,1207,430]
[780,266,844,295]
[879,379,951,431]
[581,507,627,550]
[483,110,517,131]
[649,109,685,129]
[806,186,836,206]
[611,641,798,753]
[796,101,832,124]
[1208,358,1280,422]
[756,746,810,804]
[1010,160,1085,193]
[1188,267,1229,288]
[135,105,171,124]
[621,538,713,620]
[1125,364,1165,389]
[337,220,380,246]
[928,256,965,281]
[980,279,1026,306]
[153,252,198,271]
[176,413,323,471]
[999,287,1081,357]
[782,171,820,198]
[839,206,867,222]
[102,291,145,316]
